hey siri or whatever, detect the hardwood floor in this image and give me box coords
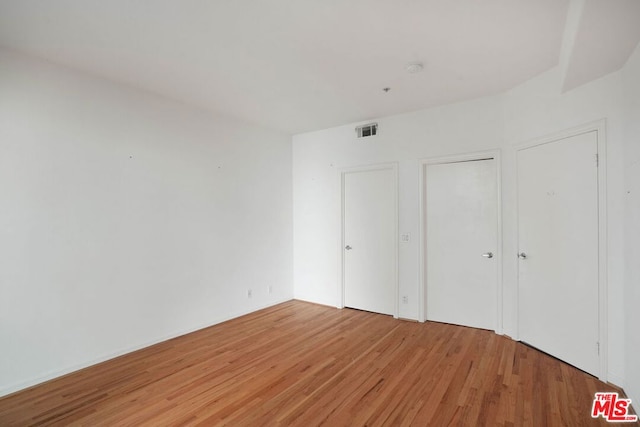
[0,300,635,426]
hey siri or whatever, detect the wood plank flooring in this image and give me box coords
[0,300,635,426]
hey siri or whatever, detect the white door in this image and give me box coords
[425,159,498,330]
[343,167,396,316]
[518,131,599,376]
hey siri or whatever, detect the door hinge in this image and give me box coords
[597,341,600,355]
[595,153,599,167]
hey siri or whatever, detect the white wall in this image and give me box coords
[293,96,504,313]
[0,48,293,396]
[293,53,633,386]
[502,66,626,385]
[622,44,640,407]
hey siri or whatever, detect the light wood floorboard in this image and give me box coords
[0,300,635,426]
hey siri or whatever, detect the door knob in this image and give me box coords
[518,252,527,259]
[482,252,493,258]
[345,245,352,250]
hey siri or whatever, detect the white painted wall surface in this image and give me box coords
[293,52,634,386]
[502,67,627,385]
[293,96,505,314]
[0,49,293,396]
[622,43,640,408]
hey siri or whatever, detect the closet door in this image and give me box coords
[425,158,498,330]
[518,131,599,376]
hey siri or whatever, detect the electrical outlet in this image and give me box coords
[247,289,252,298]
[402,296,408,304]
[268,285,273,294]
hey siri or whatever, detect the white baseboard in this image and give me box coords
[607,372,625,389]
[626,388,639,417]
[605,373,640,419]
[291,296,337,309]
[0,297,292,398]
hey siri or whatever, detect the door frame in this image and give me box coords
[338,162,399,319]
[419,150,503,333]
[514,119,607,381]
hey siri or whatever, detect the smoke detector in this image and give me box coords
[406,62,424,74]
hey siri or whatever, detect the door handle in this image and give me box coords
[345,245,352,250]
[482,252,493,258]
[518,252,527,259]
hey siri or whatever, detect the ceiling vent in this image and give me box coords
[355,123,378,138]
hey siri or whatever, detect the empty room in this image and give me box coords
[1,0,639,425]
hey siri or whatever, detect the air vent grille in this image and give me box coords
[355,123,378,138]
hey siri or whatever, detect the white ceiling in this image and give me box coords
[562,0,640,92]
[0,0,638,134]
